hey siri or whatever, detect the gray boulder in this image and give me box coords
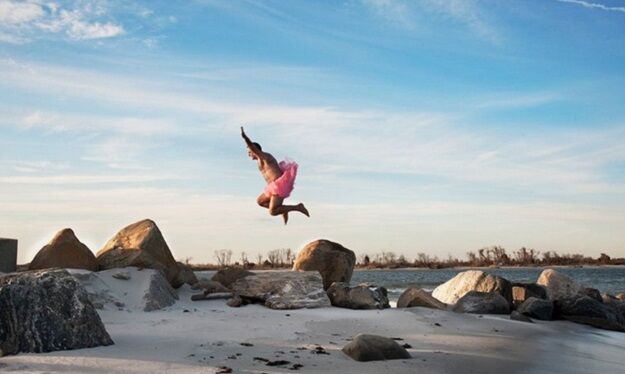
[580,287,602,303]
[510,311,534,323]
[0,269,113,356]
[554,296,625,332]
[326,282,390,310]
[432,270,512,306]
[292,239,356,290]
[342,334,411,362]
[211,267,254,288]
[231,271,330,309]
[192,278,230,293]
[173,262,198,286]
[517,297,553,320]
[536,269,581,301]
[452,291,510,314]
[396,287,446,310]
[511,283,547,307]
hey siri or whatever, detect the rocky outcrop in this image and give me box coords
[511,283,547,307]
[0,269,113,356]
[69,267,178,312]
[342,334,411,362]
[452,291,510,314]
[173,262,198,286]
[29,229,97,271]
[432,270,512,306]
[292,240,356,290]
[516,297,553,320]
[96,219,187,288]
[326,282,390,309]
[230,271,330,309]
[554,296,625,332]
[536,269,581,301]
[211,267,254,288]
[396,287,446,310]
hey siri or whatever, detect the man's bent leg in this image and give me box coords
[257,193,270,208]
[269,196,310,224]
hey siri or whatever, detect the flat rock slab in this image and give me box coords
[231,271,330,309]
[0,269,113,356]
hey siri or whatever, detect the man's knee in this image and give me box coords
[269,207,280,216]
[257,196,268,207]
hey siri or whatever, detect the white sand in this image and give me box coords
[2,278,625,373]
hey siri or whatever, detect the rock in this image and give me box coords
[96,219,184,288]
[396,287,447,309]
[615,293,625,301]
[432,270,512,306]
[516,297,553,320]
[510,311,534,323]
[580,287,602,303]
[227,295,244,308]
[192,279,230,293]
[69,267,178,312]
[191,292,232,301]
[511,283,547,307]
[554,296,625,332]
[452,291,510,314]
[292,239,356,290]
[230,271,331,309]
[173,262,198,286]
[0,269,113,356]
[342,334,411,362]
[536,269,581,301]
[326,282,390,309]
[29,229,97,271]
[0,238,18,273]
[211,267,254,288]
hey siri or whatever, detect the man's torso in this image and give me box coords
[257,152,282,183]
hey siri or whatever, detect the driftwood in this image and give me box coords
[191,292,233,301]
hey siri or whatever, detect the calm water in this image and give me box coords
[351,267,625,302]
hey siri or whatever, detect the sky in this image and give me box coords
[1,0,625,264]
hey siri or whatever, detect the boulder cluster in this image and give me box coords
[398,268,625,332]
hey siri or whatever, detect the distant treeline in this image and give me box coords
[187,246,625,270]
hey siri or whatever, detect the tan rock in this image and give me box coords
[431,270,512,305]
[29,229,97,271]
[397,287,446,309]
[292,239,355,290]
[536,269,581,300]
[96,219,183,287]
[211,267,253,288]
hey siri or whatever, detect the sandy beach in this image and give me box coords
[2,280,625,374]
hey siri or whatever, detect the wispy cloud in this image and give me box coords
[0,0,125,43]
[556,0,625,13]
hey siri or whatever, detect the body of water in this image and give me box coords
[351,267,625,302]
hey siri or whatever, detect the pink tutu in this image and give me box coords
[264,160,298,198]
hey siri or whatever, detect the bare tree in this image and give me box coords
[213,249,232,267]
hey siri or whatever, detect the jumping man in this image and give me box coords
[241,126,309,224]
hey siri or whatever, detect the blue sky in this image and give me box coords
[1,0,624,264]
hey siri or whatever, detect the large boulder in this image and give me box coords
[342,334,411,362]
[432,270,512,306]
[0,269,113,356]
[536,269,581,301]
[292,239,356,290]
[511,283,547,307]
[326,282,390,309]
[554,296,625,332]
[173,262,198,286]
[96,219,185,288]
[396,287,446,310]
[230,271,330,309]
[516,297,553,320]
[29,229,97,271]
[452,291,510,314]
[69,267,178,312]
[211,266,254,288]
[580,287,602,303]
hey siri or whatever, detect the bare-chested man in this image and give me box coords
[241,127,309,224]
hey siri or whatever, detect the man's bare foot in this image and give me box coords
[297,203,310,217]
[283,213,289,225]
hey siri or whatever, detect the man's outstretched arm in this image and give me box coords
[241,126,263,158]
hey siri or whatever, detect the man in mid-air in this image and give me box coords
[241,127,309,224]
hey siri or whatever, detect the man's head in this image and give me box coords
[247,142,262,160]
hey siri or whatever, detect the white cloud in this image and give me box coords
[0,0,124,43]
[556,0,625,13]
[0,1,45,24]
